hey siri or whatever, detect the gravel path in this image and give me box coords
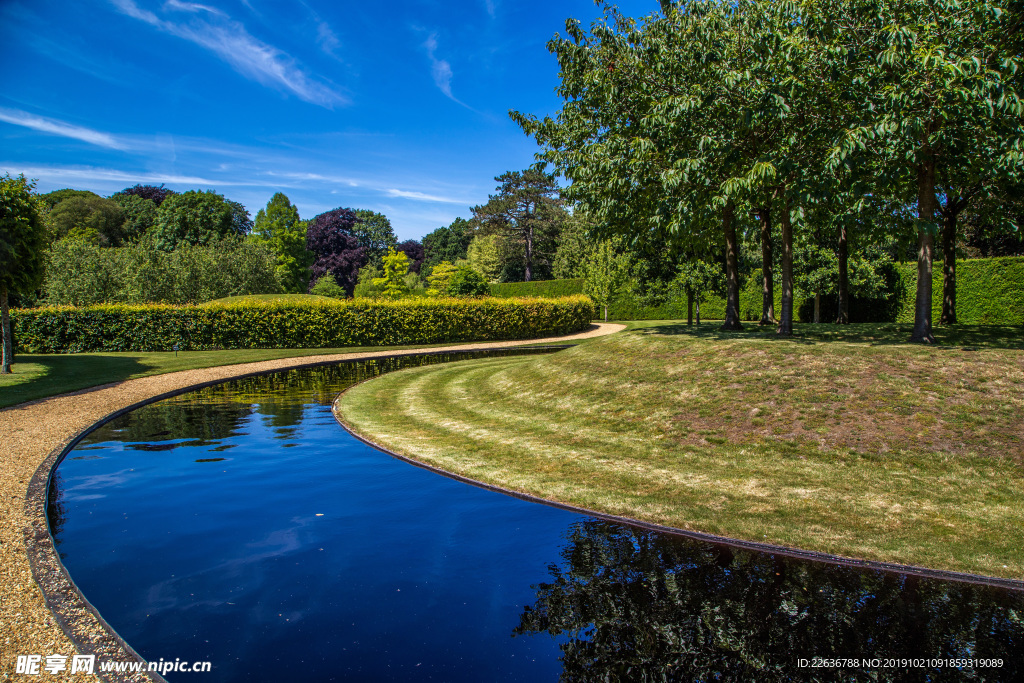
[0,324,624,681]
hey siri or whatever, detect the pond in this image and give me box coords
[49,349,1023,682]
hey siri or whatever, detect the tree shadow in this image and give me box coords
[634,322,1024,350]
[1,354,157,409]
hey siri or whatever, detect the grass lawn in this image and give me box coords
[336,320,1024,579]
[0,340,529,410]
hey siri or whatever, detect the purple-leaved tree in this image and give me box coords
[306,208,367,296]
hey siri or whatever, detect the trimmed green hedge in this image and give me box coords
[11,296,596,353]
[894,256,1024,325]
[490,279,586,298]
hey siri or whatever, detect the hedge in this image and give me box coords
[490,279,587,298]
[893,256,1024,325]
[11,296,596,353]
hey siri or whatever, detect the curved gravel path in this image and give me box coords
[0,323,624,681]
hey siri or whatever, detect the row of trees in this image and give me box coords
[512,0,1023,341]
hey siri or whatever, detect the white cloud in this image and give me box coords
[109,0,345,108]
[163,0,225,16]
[315,19,340,57]
[385,188,465,204]
[0,164,237,187]
[0,108,126,150]
[423,33,467,107]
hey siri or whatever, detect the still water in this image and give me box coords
[49,349,1023,682]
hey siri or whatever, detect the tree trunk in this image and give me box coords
[835,221,849,324]
[696,299,701,326]
[720,202,743,331]
[1,288,12,374]
[910,153,938,343]
[758,207,775,325]
[941,211,957,325]
[687,291,694,326]
[814,293,820,323]
[777,201,793,336]
[603,304,608,322]
[524,224,533,282]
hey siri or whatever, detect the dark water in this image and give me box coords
[49,350,1024,682]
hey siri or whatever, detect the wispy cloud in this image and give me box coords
[0,108,126,150]
[422,33,476,112]
[315,18,340,57]
[385,188,465,204]
[109,0,345,108]
[0,164,240,187]
[483,0,497,18]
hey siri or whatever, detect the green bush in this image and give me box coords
[447,265,489,296]
[11,296,595,353]
[309,274,346,298]
[490,279,586,298]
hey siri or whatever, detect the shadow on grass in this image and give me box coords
[0,354,155,410]
[635,321,1024,350]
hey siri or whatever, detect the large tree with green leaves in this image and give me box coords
[0,175,47,373]
[352,209,398,266]
[251,192,313,293]
[152,190,240,251]
[471,167,566,282]
[823,0,1023,341]
[422,218,473,272]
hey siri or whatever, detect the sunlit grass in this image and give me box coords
[337,322,1024,579]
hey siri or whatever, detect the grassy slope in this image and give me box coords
[337,321,1024,579]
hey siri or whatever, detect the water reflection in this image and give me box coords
[515,520,1023,682]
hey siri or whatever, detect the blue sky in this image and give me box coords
[0,0,655,241]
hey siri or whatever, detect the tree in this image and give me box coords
[370,247,410,298]
[309,273,346,298]
[673,258,724,326]
[251,193,314,293]
[825,0,1023,341]
[0,175,47,373]
[426,261,459,296]
[227,200,253,235]
[306,208,366,297]
[352,209,398,266]
[471,167,566,282]
[396,240,425,274]
[423,218,473,271]
[152,190,238,250]
[39,188,98,211]
[112,183,177,206]
[109,193,158,243]
[466,234,504,282]
[583,238,630,321]
[46,195,126,246]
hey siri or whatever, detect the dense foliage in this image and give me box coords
[42,236,281,306]
[396,239,426,274]
[152,190,242,250]
[0,174,46,372]
[422,218,473,272]
[306,208,367,297]
[512,0,1024,339]
[46,195,126,246]
[352,209,398,266]
[10,296,595,353]
[251,192,313,293]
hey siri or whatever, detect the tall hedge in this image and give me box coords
[11,296,595,353]
[490,279,586,298]
[893,256,1024,325]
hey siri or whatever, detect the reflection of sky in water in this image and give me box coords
[49,353,1024,682]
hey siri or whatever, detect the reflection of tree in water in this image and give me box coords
[515,520,1023,682]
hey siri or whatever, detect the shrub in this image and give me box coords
[446,265,489,296]
[490,279,587,298]
[11,296,595,353]
[310,274,346,298]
